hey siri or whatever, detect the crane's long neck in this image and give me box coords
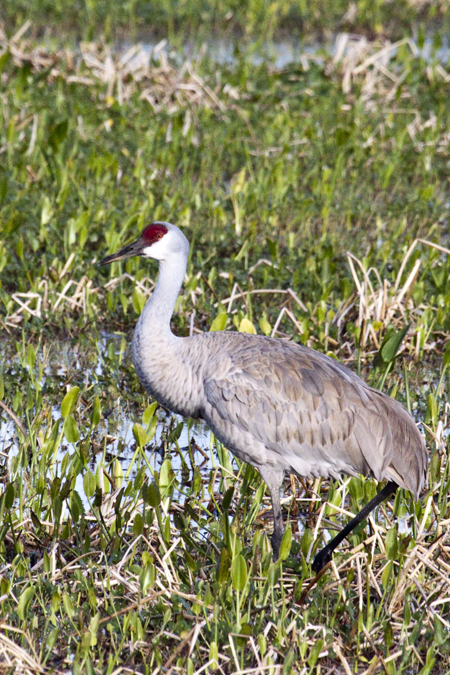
[132,249,196,415]
[138,251,187,338]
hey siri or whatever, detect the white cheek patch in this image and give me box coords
[142,236,169,260]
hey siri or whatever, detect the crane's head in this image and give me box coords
[99,221,189,266]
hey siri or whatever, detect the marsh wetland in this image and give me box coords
[1,4,450,673]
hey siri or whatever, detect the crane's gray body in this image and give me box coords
[133,328,426,500]
[104,220,426,558]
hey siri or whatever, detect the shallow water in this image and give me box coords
[138,33,450,68]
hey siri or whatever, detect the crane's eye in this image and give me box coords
[156,232,163,239]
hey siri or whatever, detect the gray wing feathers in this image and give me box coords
[202,334,426,497]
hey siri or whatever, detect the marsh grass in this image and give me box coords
[3,0,450,44]
[0,20,450,675]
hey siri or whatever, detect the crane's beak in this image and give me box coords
[98,237,144,266]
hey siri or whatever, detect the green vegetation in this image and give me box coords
[0,14,450,675]
[2,0,450,43]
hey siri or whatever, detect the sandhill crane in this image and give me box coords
[100,221,427,572]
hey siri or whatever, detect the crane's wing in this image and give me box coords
[202,335,425,497]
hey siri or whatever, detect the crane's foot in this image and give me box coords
[311,546,333,573]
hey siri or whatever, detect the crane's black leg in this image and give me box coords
[312,481,398,573]
[259,467,285,560]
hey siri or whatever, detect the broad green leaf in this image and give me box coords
[425,393,439,426]
[222,486,234,513]
[307,639,323,668]
[113,459,123,488]
[88,613,100,647]
[231,554,247,592]
[133,513,144,536]
[238,318,256,334]
[142,401,158,425]
[443,341,450,366]
[159,459,173,491]
[209,642,219,669]
[385,527,398,560]
[301,527,314,558]
[61,387,79,418]
[41,196,53,225]
[17,586,35,620]
[381,560,392,588]
[259,316,272,336]
[62,592,75,619]
[218,546,231,585]
[278,526,292,562]
[83,471,96,499]
[70,490,84,523]
[380,324,409,363]
[283,649,296,675]
[64,414,79,443]
[132,423,146,448]
[139,562,155,594]
[0,49,11,74]
[146,482,160,507]
[132,287,146,314]
[46,628,59,651]
[4,482,15,510]
[230,167,246,195]
[49,119,68,151]
[210,312,227,332]
[91,395,101,426]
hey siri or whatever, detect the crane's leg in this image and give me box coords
[259,467,285,560]
[312,480,398,573]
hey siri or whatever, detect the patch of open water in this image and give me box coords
[136,33,450,68]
